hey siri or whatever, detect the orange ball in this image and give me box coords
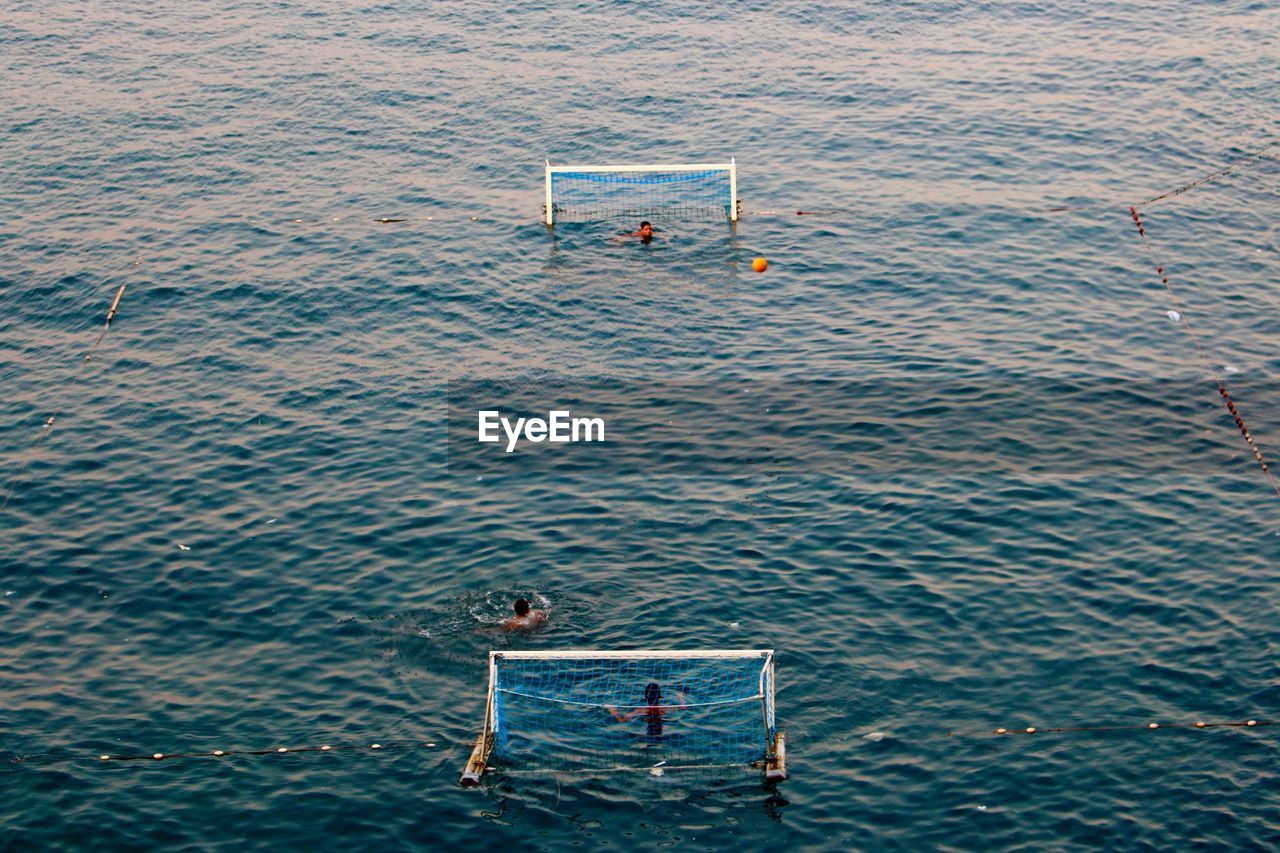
[752,257,768,273]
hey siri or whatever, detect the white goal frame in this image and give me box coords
[460,648,784,786]
[544,160,738,225]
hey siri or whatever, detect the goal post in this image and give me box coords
[544,159,739,225]
[460,649,785,786]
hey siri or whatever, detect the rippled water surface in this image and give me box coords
[3,1,1280,849]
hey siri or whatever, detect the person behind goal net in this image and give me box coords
[606,681,689,738]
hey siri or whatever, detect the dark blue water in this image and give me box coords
[3,1,1279,848]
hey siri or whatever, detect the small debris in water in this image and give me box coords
[863,732,886,742]
[177,544,191,551]
[267,518,278,524]
[977,805,988,811]
[1223,365,1239,373]
[1166,310,1182,322]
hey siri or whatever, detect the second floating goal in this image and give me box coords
[544,160,739,225]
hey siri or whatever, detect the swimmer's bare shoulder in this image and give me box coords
[502,610,547,632]
[501,598,548,632]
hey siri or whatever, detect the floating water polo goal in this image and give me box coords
[461,649,785,785]
[544,159,739,225]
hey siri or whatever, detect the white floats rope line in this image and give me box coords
[4,739,455,767]
[493,687,761,710]
[948,718,1271,738]
[0,270,132,521]
[97,740,442,762]
[7,717,1275,769]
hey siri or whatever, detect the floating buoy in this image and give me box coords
[1195,722,1206,728]
[99,755,110,761]
[995,728,1007,735]
[1247,720,1258,727]
[752,257,768,273]
[277,747,288,753]
[1148,722,1159,729]
[371,743,382,749]
[153,753,164,760]
[1025,727,1036,734]
[213,750,225,756]
[321,745,331,751]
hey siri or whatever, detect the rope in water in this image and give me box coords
[0,269,132,521]
[760,143,1278,217]
[6,715,1275,769]
[246,141,1277,226]
[1129,206,1280,500]
[4,739,451,767]
[1136,141,1279,209]
[950,718,1271,737]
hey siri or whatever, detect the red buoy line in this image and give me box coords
[0,267,133,521]
[1135,141,1278,209]
[1129,206,1280,501]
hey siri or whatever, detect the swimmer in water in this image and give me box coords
[607,682,688,738]
[611,220,658,245]
[502,597,547,632]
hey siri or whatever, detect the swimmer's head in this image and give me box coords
[638,221,653,239]
[514,598,531,616]
[644,682,661,704]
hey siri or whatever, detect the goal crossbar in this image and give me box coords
[493,649,772,659]
[544,159,738,225]
[547,163,736,174]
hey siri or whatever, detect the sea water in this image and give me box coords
[2,1,1279,848]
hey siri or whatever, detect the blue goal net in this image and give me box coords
[545,162,737,224]
[486,650,776,772]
